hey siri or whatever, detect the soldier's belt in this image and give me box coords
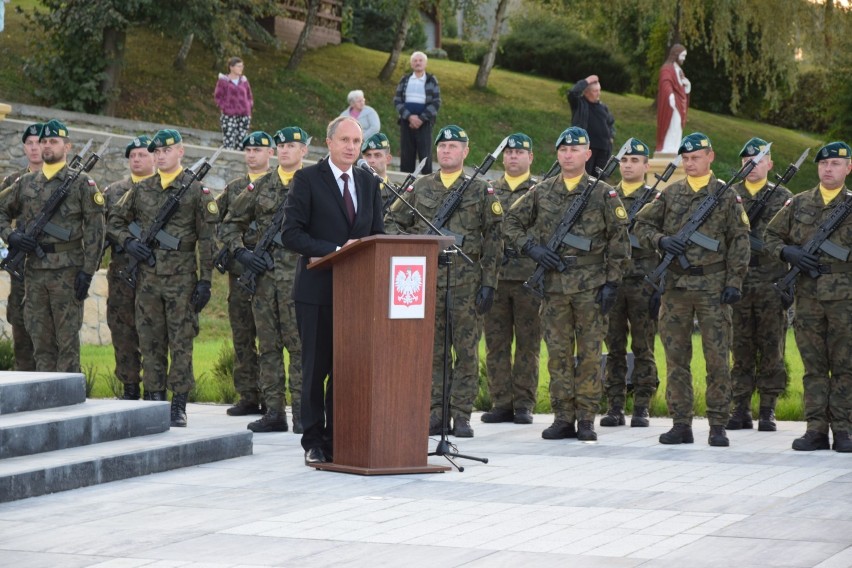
[670,260,726,276]
[41,239,82,253]
[560,253,605,267]
[817,262,852,274]
[156,240,196,252]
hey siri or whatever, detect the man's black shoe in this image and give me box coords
[792,430,830,451]
[247,411,289,432]
[542,419,576,440]
[757,406,777,432]
[304,447,327,465]
[833,431,852,453]
[513,409,534,424]
[726,402,753,430]
[428,414,442,436]
[227,399,263,416]
[708,425,729,447]
[659,423,694,444]
[631,406,650,427]
[600,407,625,427]
[170,392,188,428]
[481,408,514,423]
[577,419,598,441]
[121,382,141,400]
[452,416,474,438]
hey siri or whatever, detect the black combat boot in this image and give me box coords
[513,408,534,424]
[708,425,730,447]
[630,406,650,427]
[481,407,514,423]
[833,431,852,453]
[291,403,303,434]
[757,406,777,432]
[541,419,576,440]
[659,423,694,444]
[429,414,442,436]
[599,406,625,427]
[792,430,830,451]
[726,401,753,430]
[226,399,263,416]
[170,392,188,427]
[577,419,598,441]
[121,382,141,400]
[149,390,167,401]
[452,416,474,438]
[248,410,288,432]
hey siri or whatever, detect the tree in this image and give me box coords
[473,0,510,89]
[378,0,418,81]
[286,0,321,71]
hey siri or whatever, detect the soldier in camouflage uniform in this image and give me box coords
[108,129,218,427]
[0,119,105,373]
[727,138,792,432]
[362,132,394,203]
[215,131,272,416]
[386,124,502,438]
[102,136,154,399]
[601,138,660,428]
[504,126,629,442]
[635,132,751,447]
[765,141,852,453]
[0,122,43,371]
[220,127,306,433]
[481,132,542,425]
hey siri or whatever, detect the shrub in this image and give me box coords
[0,336,14,370]
[348,4,426,53]
[442,38,488,64]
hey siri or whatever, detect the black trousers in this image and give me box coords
[399,119,433,175]
[296,302,334,456]
[586,148,612,176]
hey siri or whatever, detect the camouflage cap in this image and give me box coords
[274,126,309,145]
[505,133,533,152]
[147,129,182,151]
[125,135,153,158]
[555,126,589,148]
[435,124,468,146]
[240,131,274,150]
[625,137,650,157]
[739,137,770,158]
[39,119,69,140]
[678,132,712,154]
[815,141,852,162]
[22,122,44,143]
[362,132,390,153]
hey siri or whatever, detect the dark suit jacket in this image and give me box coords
[281,158,385,305]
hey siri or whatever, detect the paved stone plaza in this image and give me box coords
[1,403,851,567]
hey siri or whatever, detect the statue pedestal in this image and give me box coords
[648,153,685,189]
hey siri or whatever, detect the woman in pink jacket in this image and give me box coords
[214,57,254,149]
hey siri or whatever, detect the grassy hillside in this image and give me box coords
[0,7,827,191]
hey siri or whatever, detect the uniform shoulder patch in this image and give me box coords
[741,210,750,225]
[654,192,662,200]
[87,179,96,187]
[735,195,743,204]
[405,184,415,192]
[608,189,618,198]
[486,184,495,195]
[615,206,627,219]
[202,187,210,194]
[93,192,105,206]
[784,198,792,207]
[207,200,219,215]
[491,201,503,215]
[246,183,254,192]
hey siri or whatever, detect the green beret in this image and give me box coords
[555,127,589,148]
[678,132,712,154]
[39,119,69,140]
[240,131,274,150]
[739,137,770,158]
[274,126,309,145]
[624,137,650,157]
[435,125,469,146]
[147,129,182,151]
[362,132,390,152]
[22,122,44,143]
[815,141,852,162]
[125,135,152,158]
[505,133,533,152]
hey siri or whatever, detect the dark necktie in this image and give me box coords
[341,172,355,224]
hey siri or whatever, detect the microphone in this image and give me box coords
[357,158,377,176]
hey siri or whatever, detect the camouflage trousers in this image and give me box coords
[228,272,260,403]
[604,277,659,409]
[135,271,198,394]
[107,262,141,385]
[660,289,732,426]
[483,279,541,412]
[8,276,35,371]
[542,288,606,422]
[252,274,302,413]
[793,295,852,434]
[23,266,81,372]
[730,278,788,407]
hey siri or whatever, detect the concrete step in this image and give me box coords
[0,399,170,459]
[0,372,86,414]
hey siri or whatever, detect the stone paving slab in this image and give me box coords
[0,403,850,567]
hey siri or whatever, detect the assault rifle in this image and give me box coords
[522,138,631,299]
[747,148,809,252]
[236,193,288,296]
[1,138,109,282]
[121,147,223,289]
[773,190,852,307]
[645,144,771,293]
[382,157,427,215]
[626,154,682,249]
[541,160,561,181]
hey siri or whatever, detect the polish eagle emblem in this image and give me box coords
[394,267,423,306]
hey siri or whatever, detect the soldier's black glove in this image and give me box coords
[524,243,561,270]
[74,271,93,301]
[781,245,819,273]
[234,247,268,275]
[190,279,212,313]
[475,286,495,315]
[8,230,37,253]
[595,281,619,315]
[658,236,686,255]
[124,237,153,263]
[649,289,662,320]
[720,286,742,305]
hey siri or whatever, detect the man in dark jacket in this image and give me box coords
[568,75,616,176]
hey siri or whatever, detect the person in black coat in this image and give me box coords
[281,116,385,465]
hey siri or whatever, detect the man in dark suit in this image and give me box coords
[281,116,385,465]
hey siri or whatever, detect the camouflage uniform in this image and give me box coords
[765,185,852,436]
[604,181,660,411]
[483,173,541,414]
[0,168,36,371]
[386,172,502,422]
[220,170,302,418]
[103,177,143,390]
[730,179,792,417]
[634,175,751,427]
[108,170,218,394]
[0,168,105,372]
[503,173,630,424]
[216,174,260,405]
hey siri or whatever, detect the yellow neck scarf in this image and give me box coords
[621,180,644,196]
[248,172,266,183]
[440,170,463,189]
[504,172,531,191]
[42,161,65,181]
[563,174,583,192]
[158,168,182,190]
[687,173,712,192]
[820,184,843,204]
[278,166,296,186]
[744,178,767,196]
[131,173,154,184]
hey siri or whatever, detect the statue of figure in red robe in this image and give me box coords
[656,44,691,154]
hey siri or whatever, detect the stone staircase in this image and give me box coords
[0,372,252,503]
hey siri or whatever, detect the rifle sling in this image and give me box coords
[670,260,726,276]
[40,239,82,253]
[156,240,196,252]
[560,253,605,267]
[816,262,852,274]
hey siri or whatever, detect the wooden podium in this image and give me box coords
[306,235,454,475]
